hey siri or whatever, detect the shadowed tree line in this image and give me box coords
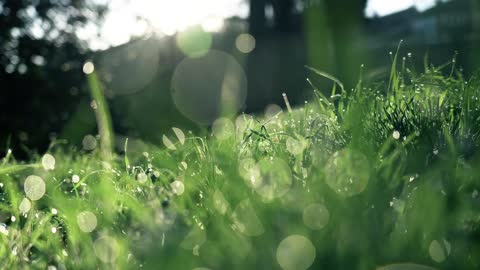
[249,0,368,87]
[0,0,105,157]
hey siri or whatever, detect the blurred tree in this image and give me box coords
[248,0,368,86]
[0,0,106,157]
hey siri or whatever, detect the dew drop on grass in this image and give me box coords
[171,180,185,196]
[24,175,46,201]
[42,154,55,170]
[303,203,329,230]
[51,227,57,234]
[162,135,177,151]
[51,208,58,215]
[180,226,207,250]
[231,199,264,236]
[393,130,401,140]
[212,117,235,140]
[94,236,119,263]
[82,61,95,74]
[276,235,316,270]
[72,174,80,184]
[19,198,31,214]
[172,127,186,145]
[82,134,97,151]
[325,149,370,197]
[77,211,98,233]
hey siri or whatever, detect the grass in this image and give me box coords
[1,52,480,270]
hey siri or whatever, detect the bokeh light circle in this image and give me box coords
[276,235,316,270]
[303,203,330,230]
[94,236,119,263]
[235,33,256,54]
[176,26,212,58]
[255,157,292,200]
[24,175,46,201]
[231,199,264,236]
[171,50,247,125]
[42,154,55,170]
[212,117,235,140]
[324,149,370,197]
[77,211,98,233]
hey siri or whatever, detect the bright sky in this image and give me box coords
[85,0,439,50]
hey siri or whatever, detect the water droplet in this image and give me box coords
[171,180,185,195]
[393,130,401,140]
[83,61,95,74]
[303,203,329,230]
[69,176,79,186]
[276,235,316,270]
[77,211,98,233]
[51,227,57,234]
[51,208,58,215]
[24,175,46,201]
[42,154,55,170]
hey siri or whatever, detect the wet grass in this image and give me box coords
[1,54,480,270]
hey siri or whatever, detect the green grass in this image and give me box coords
[1,53,480,270]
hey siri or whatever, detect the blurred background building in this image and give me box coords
[0,0,479,157]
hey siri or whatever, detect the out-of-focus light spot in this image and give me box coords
[429,239,450,263]
[19,198,32,214]
[172,127,186,145]
[254,157,292,200]
[72,174,80,184]
[231,199,264,236]
[83,61,95,74]
[265,104,283,119]
[137,172,148,183]
[212,118,235,140]
[324,149,370,197]
[176,26,212,58]
[303,203,329,230]
[31,55,45,66]
[51,208,58,215]
[393,130,401,140]
[213,190,230,215]
[238,158,262,188]
[94,236,119,263]
[51,227,57,234]
[24,175,46,201]
[171,180,185,195]
[172,50,247,125]
[180,226,206,250]
[42,154,55,171]
[276,235,316,270]
[201,16,224,32]
[235,33,256,54]
[235,114,254,135]
[77,211,98,233]
[162,135,177,151]
[82,134,97,151]
[286,137,306,156]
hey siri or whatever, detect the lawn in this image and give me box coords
[1,51,480,270]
